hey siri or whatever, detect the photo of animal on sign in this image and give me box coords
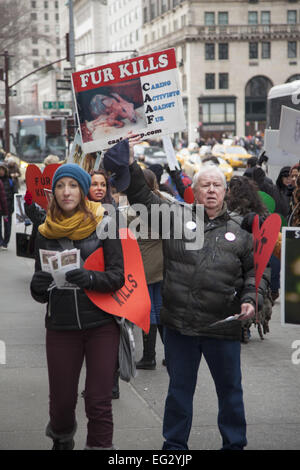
[75,78,146,152]
[72,48,186,152]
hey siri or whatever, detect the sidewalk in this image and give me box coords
[0,223,300,450]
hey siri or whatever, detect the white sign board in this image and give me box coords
[71,48,186,152]
[264,129,299,166]
[162,136,180,171]
[278,105,300,157]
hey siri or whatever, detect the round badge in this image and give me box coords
[225,232,236,242]
[186,221,196,231]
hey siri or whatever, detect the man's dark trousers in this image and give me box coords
[162,327,247,450]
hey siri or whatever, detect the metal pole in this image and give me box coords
[4,51,10,153]
[68,0,76,73]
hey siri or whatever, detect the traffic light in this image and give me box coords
[65,33,70,62]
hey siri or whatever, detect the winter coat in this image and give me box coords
[31,223,125,331]
[0,179,8,216]
[0,164,16,214]
[126,162,269,341]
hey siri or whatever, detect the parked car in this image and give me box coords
[181,153,233,182]
[212,144,252,168]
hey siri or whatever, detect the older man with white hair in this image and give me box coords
[110,135,270,450]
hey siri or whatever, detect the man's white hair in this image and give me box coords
[192,164,227,189]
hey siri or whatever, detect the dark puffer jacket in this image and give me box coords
[126,162,269,341]
[31,226,124,331]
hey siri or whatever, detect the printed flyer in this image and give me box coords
[71,48,186,152]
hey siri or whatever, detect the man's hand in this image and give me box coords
[126,131,142,165]
[238,303,255,321]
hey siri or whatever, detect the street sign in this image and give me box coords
[43,101,72,110]
[56,79,71,91]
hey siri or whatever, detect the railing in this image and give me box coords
[196,24,300,40]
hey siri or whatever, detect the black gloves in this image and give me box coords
[31,271,53,294]
[241,212,265,233]
[65,268,93,289]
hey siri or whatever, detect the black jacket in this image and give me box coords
[31,225,125,331]
[126,162,269,341]
[0,167,16,214]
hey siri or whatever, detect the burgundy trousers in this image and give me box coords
[46,321,120,448]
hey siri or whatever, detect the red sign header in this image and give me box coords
[72,48,177,92]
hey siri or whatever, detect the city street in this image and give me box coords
[0,221,300,451]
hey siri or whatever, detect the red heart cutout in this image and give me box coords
[183,186,195,204]
[25,164,60,210]
[84,228,151,333]
[252,213,281,290]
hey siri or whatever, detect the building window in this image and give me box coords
[32,38,38,45]
[31,0,36,7]
[219,73,229,89]
[44,1,48,8]
[46,49,50,56]
[249,42,258,59]
[45,13,49,20]
[287,10,297,24]
[201,102,235,123]
[219,43,228,60]
[261,11,270,24]
[55,0,59,7]
[205,43,215,60]
[33,61,39,68]
[205,12,215,25]
[31,12,37,20]
[32,49,39,56]
[248,11,258,25]
[288,41,297,58]
[218,12,228,25]
[205,73,215,89]
[56,37,60,45]
[55,13,59,21]
[45,25,50,32]
[261,42,271,59]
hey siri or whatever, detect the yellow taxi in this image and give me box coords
[212,144,252,168]
[180,153,233,182]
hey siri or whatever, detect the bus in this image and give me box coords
[0,115,75,163]
[266,80,300,129]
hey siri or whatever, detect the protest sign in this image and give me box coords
[281,227,300,326]
[264,129,298,166]
[14,194,28,226]
[162,136,180,171]
[67,129,102,172]
[72,48,186,153]
[252,213,282,290]
[84,228,151,333]
[278,105,300,157]
[25,163,60,210]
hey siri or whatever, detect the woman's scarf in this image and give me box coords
[38,200,104,240]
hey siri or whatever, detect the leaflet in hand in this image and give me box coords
[39,249,80,289]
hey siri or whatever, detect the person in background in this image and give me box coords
[30,164,124,450]
[289,174,300,227]
[43,154,60,168]
[6,155,21,191]
[0,178,8,247]
[0,162,17,250]
[130,168,165,370]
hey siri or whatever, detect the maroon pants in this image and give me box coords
[46,321,120,448]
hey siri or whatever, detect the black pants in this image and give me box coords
[0,214,12,247]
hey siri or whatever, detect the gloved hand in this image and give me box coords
[31,271,53,294]
[65,268,93,289]
[24,190,33,205]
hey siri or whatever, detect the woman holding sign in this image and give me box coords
[30,164,124,450]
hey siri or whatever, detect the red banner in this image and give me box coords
[25,164,60,210]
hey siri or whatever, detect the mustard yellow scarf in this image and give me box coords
[39,200,104,240]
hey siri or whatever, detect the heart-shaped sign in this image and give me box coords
[84,228,151,333]
[184,186,195,204]
[252,213,282,290]
[25,164,60,210]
